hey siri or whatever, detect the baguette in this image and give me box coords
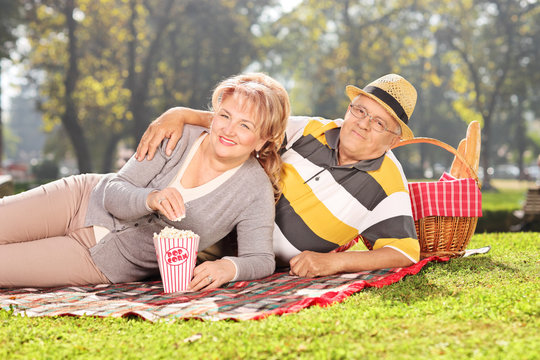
[463,120,481,176]
[450,138,467,178]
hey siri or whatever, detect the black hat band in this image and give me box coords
[363,85,408,124]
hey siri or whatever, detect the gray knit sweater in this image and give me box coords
[86,125,275,283]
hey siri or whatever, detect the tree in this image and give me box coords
[18,0,538,179]
[434,0,540,188]
[62,0,92,173]
[22,0,277,173]
[125,0,175,143]
[22,0,92,172]
[263,0,423,118]
[0,0,22,169]
[261,0,470,176]
[260,0,539,182]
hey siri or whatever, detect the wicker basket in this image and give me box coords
[393,137,481,259]
[414,215,479,258]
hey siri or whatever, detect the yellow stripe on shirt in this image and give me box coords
[301,120,339,146]
[372,237,420,262]
[368,156,408,196]
[281,162,358,245]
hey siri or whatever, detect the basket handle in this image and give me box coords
[391,137,480,185]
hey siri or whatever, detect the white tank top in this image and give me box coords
[168,133,242,202]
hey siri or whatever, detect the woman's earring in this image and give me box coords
[256,151,260,159]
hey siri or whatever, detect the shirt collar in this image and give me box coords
[325,127,386,171]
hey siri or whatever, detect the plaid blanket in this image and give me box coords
[0,257,447,322]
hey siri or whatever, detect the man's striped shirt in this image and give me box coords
[273,116,419,265]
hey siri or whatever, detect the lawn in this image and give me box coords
[482,179,536,211]
[1,232,538,359]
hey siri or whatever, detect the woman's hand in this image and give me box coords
[189,259,236,291]
[147,187,185,221]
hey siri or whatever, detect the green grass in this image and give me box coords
[482,179,536,211]
[482,189,527,211]
[1,233,539,359]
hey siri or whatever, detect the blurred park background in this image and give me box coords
[0,0,538,192]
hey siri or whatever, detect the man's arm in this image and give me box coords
[289,247,414,277]
[135,107,213,161]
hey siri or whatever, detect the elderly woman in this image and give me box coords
[0,72,290,291]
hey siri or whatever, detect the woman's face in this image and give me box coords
[209,96,267,165]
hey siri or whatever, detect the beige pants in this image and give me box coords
[0,174,111,288]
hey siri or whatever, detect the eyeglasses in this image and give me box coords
[348,104,401,136]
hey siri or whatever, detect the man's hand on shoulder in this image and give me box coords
[136,107,186,161]
[135,107,213,161]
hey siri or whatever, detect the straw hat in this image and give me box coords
[346,74,417,140]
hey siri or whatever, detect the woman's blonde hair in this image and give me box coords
[211,73,290,201]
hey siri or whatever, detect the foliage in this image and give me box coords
[20,0,276,172]
[263,0,424,117]
[5,0,540,178]
[259,0,539,177]
[1,233,538,359]
[0,0,21,59]
[0,0,24,167]
[0,121,19,158]
[430,0,540,188]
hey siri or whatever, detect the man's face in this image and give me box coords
[338,95,401,165]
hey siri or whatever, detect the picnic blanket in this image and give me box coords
[0,257,447,322]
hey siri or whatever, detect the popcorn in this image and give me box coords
[154,226,195,239]
[173,214,186,222]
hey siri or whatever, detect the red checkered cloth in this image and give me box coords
[408,172,482,221]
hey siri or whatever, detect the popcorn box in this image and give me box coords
[153,227,200,293]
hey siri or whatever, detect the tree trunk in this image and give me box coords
[0,62,3,170]
[101,133,121,173]
[61,0,92,173]
[515,95,526,179]
[343,0,362,80]
[481,114,493,190]
[130,0,175,143]
[188,29,202,107]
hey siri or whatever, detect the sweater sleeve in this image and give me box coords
[223,170,276,281]
[102,140,173,221]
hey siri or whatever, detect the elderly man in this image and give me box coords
[136,74,420,276]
